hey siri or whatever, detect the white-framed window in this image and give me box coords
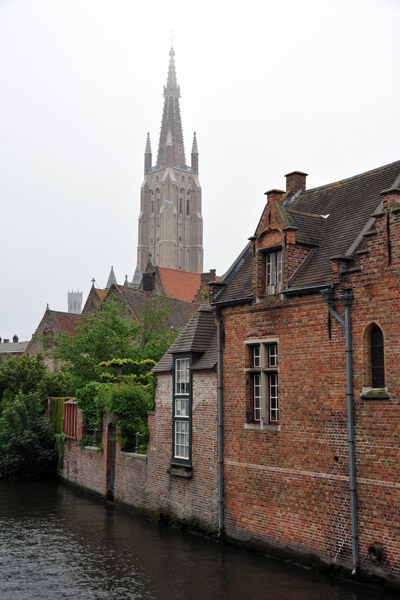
[173,355,191,465]
[247,341,279,424]
[175,358,190,394]
[266,250,282,295]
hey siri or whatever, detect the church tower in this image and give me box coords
[137,47,203,274]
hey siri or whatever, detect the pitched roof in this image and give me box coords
[109,284,197,330]
[153,301,217,373]
[156,266,201,302]
[286,160,400,289]
[216,160,400,303]
[213,244,253,305]
[49,311,83,335]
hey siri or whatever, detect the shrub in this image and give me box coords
[0,393,57,480]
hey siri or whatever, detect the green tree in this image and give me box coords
[53,297,178,389]
[0,392,57,480]
[0,354,70,414]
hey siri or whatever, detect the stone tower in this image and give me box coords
[68,290,82,314]
[137,47,203,274]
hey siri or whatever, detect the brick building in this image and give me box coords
[60,159,400,588]
[61,301,219,531]
[211,160,400,586]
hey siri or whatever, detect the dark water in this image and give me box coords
[0,481,398,600]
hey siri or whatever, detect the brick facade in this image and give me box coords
[215,166,400,587]
[60,369,219,532]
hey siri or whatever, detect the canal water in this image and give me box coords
[0,480,398,600]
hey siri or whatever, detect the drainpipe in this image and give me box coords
[321,287,359,575]
[215,308,224,532]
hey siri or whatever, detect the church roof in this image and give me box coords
[156,266,202,303]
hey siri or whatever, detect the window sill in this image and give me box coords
[360,387,390,400]
[244,422,281,432]
[120,451,147,461]
[168,466,193,478]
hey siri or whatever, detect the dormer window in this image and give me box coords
[266,250,282,295]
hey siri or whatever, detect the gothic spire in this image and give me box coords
[106,266,117,289]
[156,47,186,168]
[144,132,152,174]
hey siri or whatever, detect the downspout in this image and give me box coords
[215,308,224,532]
[321,287,359,575]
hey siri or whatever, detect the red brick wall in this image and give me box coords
[61,369,219,532]
[220,201,400,585]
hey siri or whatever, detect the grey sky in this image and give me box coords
[1,0,399,340]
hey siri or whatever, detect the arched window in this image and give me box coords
[370,325,385,387]
[186,199,190,216]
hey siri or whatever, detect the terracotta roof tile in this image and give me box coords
[156,267,201,302]
[51,311,83,335]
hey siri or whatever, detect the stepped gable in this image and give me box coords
[153,301,217,373]
[213,244,253,305]
[156,266,201,302]
[286,160,400,289]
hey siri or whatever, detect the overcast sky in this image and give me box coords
[1,0,399,340]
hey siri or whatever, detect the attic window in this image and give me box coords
[266,250,282,295]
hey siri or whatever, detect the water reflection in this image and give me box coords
[0,480,397,600]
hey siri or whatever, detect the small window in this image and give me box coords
[179,198,183,214]
[186,199,190,216]
[371,325,385,388]
[266,251,282,295]
[175,358,190,395]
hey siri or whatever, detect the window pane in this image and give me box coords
[175,421,189,459]
[269,373,279,422]
[175,398,189,417]
[371,326,385,387]
[268,344,278,367]
[254,373,261,421]
[276,251,282,292]
[253,345,261,367]
[175,358,190,394]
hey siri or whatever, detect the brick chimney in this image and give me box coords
[265,189,285,203]
[285,171,308,195]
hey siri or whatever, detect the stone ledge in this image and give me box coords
[360,387,390,400]
[244,423,281,432]
[120,451,147,461]
[168,466,193,478]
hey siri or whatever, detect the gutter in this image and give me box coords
[321,287,359,575]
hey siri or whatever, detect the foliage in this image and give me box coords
[0,393,57,480]
[0,354,71,415]
[53,297,177,386]
[49,397,67,434]
[96,380,153,451]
